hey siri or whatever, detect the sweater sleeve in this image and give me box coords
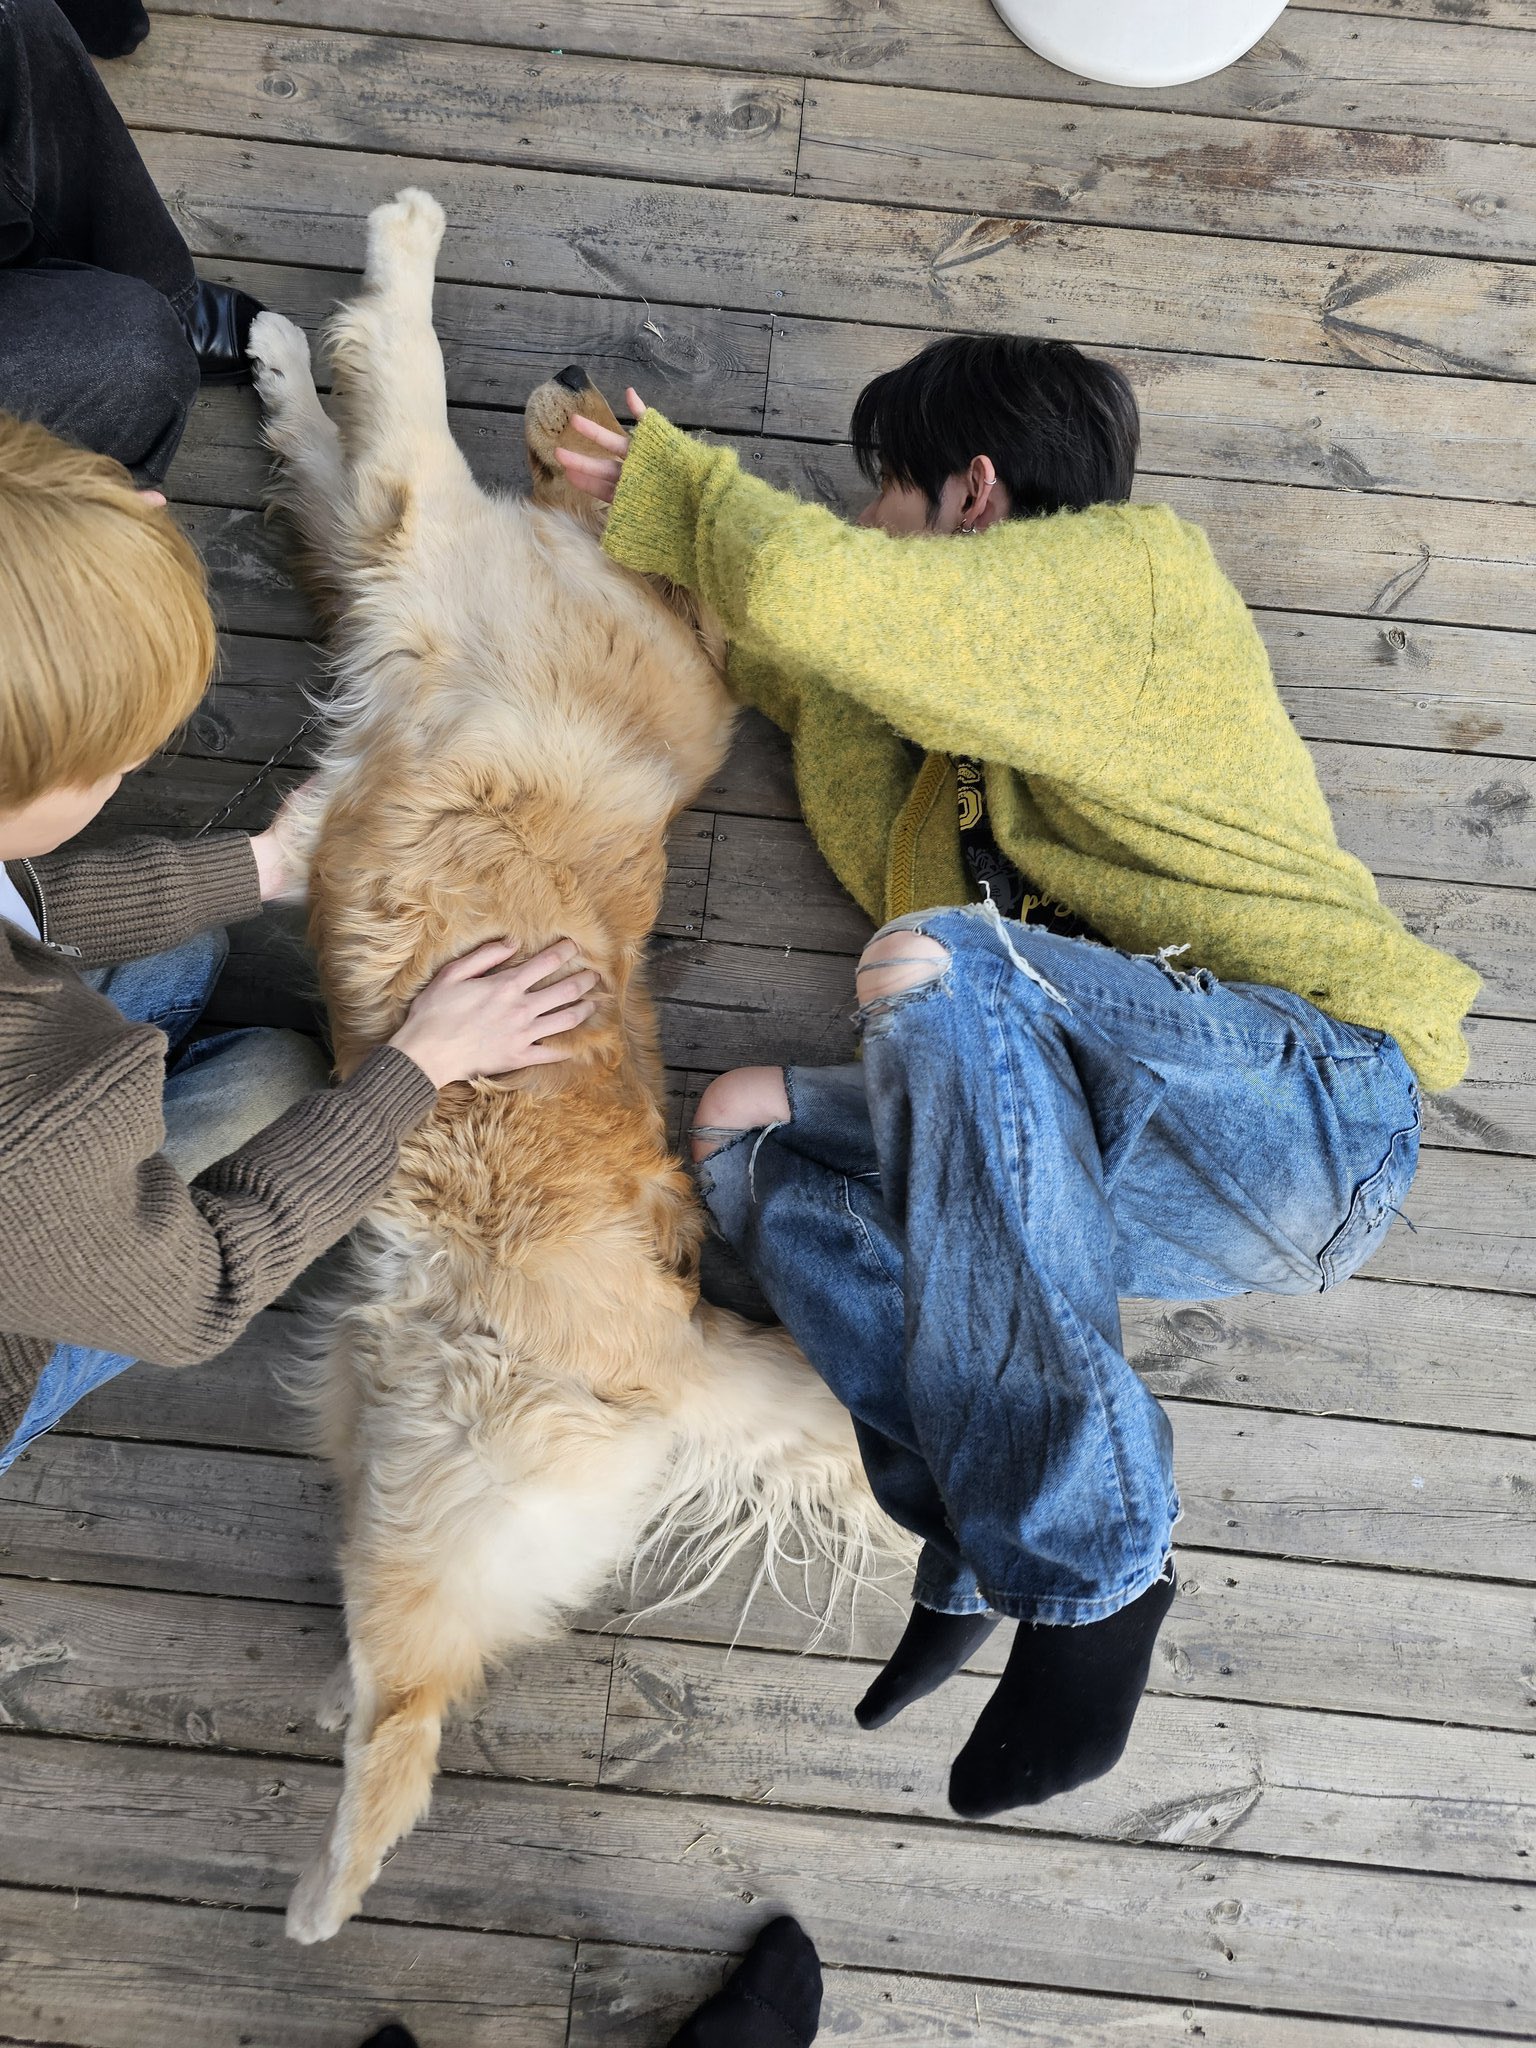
[0,1038,437,1366]
[602,411,1154,776]
[17,832,262,964]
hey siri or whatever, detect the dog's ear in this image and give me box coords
[525,368,624,532]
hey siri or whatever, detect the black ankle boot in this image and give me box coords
[948,1560,1177,1819]
[179,280,265,385]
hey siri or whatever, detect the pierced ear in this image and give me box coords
[966,455,1000,529]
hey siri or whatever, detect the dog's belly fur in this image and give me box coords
[251,189,893,1945]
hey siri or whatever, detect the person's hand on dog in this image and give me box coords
[250,775,319,903]
[554,388,646,503]
[390,939,598,1087]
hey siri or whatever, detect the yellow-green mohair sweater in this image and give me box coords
[603,411,1479,1091]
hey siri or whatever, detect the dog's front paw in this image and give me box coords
[366,187,447,282]
[249,310,313,401]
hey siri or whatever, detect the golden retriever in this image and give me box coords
[247,189,890,1945]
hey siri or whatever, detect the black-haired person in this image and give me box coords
[0,0,262,484]
[556,338,1475,1820]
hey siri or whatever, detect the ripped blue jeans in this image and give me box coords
[696,906,1421,1625]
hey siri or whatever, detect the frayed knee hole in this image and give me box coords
[855,930,950,1003]
[690,1066,790,1161]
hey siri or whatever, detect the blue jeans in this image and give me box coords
[0,929,328,1474]
[697,905,1421,1626]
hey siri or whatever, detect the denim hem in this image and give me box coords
[910,1578,993,1618]
[976,1544,1177,1627]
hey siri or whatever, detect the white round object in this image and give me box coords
[990,0,1289,89]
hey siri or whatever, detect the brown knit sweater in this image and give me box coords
[0,834,438,1447]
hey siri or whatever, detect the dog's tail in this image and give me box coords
[629,1301,914,1641]
[286,1668,454,1945]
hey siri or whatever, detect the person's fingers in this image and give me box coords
[516,1041,581,1066]
[439,938,520,984]
[554,446,622,488]
[570,413,630,456]
[521,968,599,1015]
[625,388,647,420]
[526,998,598,1044]
[506,940,582,992]
[137,489,167,508]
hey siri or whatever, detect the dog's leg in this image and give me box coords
[314,1656,354,1733]
[248,312,355,626]
[287,1647,456,1945]
[323,188,473,514]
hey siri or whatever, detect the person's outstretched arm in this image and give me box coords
[589,409,1155,777]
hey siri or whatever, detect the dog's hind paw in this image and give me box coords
[286,1855,356,1945]
[315,1657,354,1733]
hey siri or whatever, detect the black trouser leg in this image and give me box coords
[0,0,195,298]
[0,0,199,477]
[0,260,198,481]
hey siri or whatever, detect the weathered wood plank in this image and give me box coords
[136,132,1536,381]
[570,1939,1500,2048]
[1158,476,1536,635]
[766,314,1536,504]
[603,1637,1533,1878]
[114,13,1536,259]
[109,17,802,192]
[0,1577,609,1786]
[1382,875,1536,1020]
[0,1579,1523,1888]
[0,1886,574,2048]
[61,1261,1536,1451]
[1126,1278,1536,1433]
[797,80,1536,263]
[146,0,1536,148]
[0,1739,1527,2029]
[6,1419,1529,1725]
[1366,1145,1536,1292]
[1306,0,1530,31]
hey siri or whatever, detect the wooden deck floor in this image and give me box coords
[3,1,1535,2040]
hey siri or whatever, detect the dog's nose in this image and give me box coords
[553,363,589,392]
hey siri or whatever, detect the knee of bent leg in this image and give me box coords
[856,928,950,1006]
[690,1065,789,1161]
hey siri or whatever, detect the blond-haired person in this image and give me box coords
[0,415,598,1473]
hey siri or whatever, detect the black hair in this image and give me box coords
[850,333,1139,522]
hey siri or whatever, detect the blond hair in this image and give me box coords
[0,413,216,806]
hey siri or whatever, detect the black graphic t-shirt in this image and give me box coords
[954,757,1104,944]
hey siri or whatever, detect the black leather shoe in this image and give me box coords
[180,281,265,386]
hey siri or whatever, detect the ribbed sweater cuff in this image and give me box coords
[196,1044,440,1259]
[602,409,717,591]
[337,1044,442,1139]
[33,832,263,962]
